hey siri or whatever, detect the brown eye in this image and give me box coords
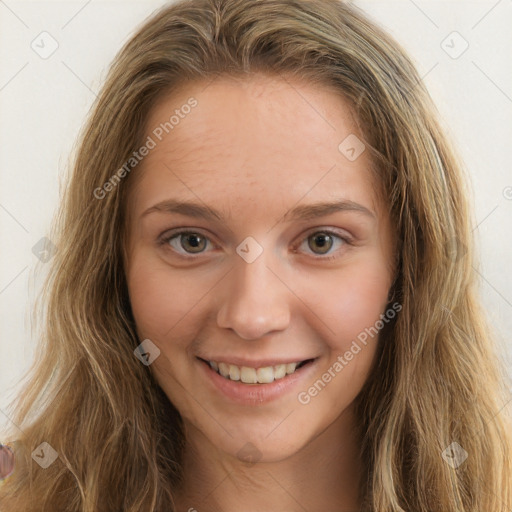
[307,232,334,254]
[294,229,351,261]
[178,233,207,253]
[159,228,220,260]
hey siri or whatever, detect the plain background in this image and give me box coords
[1,1,511,435]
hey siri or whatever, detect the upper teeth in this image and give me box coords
[208,360,302,384]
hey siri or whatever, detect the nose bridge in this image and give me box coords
[216,241,290,339]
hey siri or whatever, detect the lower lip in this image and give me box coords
[196,357,319,405]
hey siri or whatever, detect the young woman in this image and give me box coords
[1,0,511,510]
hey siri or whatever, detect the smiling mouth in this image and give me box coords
[197,357,317,384]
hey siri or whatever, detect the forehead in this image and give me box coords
[128,74,381,219]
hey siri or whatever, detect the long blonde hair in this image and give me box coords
[1,0,511,510]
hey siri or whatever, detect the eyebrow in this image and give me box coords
[141,198,376,222]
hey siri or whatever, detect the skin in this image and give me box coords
[0,445,15,479]
[125,73,396,512]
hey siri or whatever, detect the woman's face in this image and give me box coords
[125,74,395,462]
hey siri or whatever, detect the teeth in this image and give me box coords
[256,366,274,384]
[206,359,309,384]
[218,362,230,378]
[286,362,297,374]
[240,366,258,384]
[229,364,240,381]
[273,364,287,379]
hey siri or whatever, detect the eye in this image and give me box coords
[294,229,352,260]
[159,228,352,261]
[159,231,213,257]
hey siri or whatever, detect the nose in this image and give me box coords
[216,249,291,340]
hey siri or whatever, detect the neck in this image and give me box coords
[173,404,363,512]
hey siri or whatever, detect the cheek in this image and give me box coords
[128,245,393,350]
[297,260,392,351]
[126,254,208,414]
[126,251,216,341]
[294,266,390,412]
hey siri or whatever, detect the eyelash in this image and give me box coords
[158,228,353,262]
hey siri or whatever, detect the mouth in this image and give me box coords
[196,356,318,385]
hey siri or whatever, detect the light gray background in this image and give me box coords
[1,1,511,435]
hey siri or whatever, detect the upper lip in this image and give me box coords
[196,356,317,368]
